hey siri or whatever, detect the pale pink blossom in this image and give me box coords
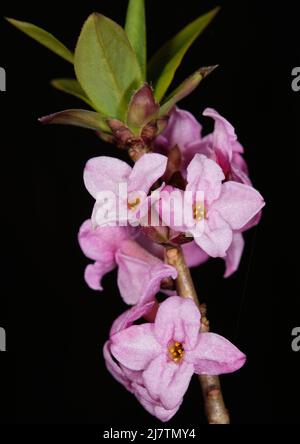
[158,154,264,258]
[83,153,167,227]
[78,220,176,304]
[109,296,246,417]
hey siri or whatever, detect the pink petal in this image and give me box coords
[241,210,262,232]
[84,261,115,291]
[211,182,265,230]
[132,382,181,422]
[224,232,245,278]
[232,152,249,175]
[156,185,187,233]
[110,302,155,336]
[136,231,165,260]
[116,250,177,305]
[187,154,224,206]
[84,156,132,198]
[103,342,133,391]
[152,403,180,422]
[187,332,246,375]
[119,239,160,264]
[194,211,233,258]
[78,219,129,262]
[143,354,194,410]
[154,296,200,350]
[203,108,237,163]
[128,153,168,194]
[231,165,252,185]
[110,324,161,371]
[159,108,202,150]
[187,136,213,160]
[182,241,210,268]
[233,140,244,153]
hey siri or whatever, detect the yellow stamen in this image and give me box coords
[193,203,206,221]
[127,197,141,210]
[168,341,185,364]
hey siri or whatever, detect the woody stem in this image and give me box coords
[165,245,230,425]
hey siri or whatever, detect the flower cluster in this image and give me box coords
[78,107,265,420]
[8,2,265,423]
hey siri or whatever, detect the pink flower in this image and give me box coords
[154,108,264,268]
[158,154,264,258]
[155,107,251,185]
[199,108,251,185]
[83,153,167,227]
[104,301,181,422]
[155,108,202,160]
[109,296,246,416]
[78,220,176,304]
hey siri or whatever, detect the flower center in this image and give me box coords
[127,197,141,211]
[193,202,206,221]
[168,341,185,364]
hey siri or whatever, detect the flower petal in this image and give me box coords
[143,354,194,410]
[84,156,132,198]
[203,108,237,163]
[116,250,177,305]
[186,332,246,375]
[224,232,245,278]
[232,152,249,175]
[78,219,129,261]
[211,182,265,230]
[84,261,115,291]
[110,324,161,371]
[128,153,168,194]
[134,382,181,422]
[159,108,202,150]
[241,210,262,232]
[182,241,210,268]
[194,210,233,258]
[187,154,224,206]
[154,296,200,350]
[110,302,155,336]
[103,342,133,391]
[156,185,187,233]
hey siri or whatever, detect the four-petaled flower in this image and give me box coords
[159,154,264,257]
[109,296,246,415]
[84,153,167,227]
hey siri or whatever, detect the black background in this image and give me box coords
[0,0,299,426]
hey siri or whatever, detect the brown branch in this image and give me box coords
[165,246,230,424]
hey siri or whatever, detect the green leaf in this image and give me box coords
[125,0,147,80]
[51,78,95,108]
[74,13,143,119]
[148,7,220,102]
[6,17,74,64]
[39,109,111,133]
[160,66,218,116]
